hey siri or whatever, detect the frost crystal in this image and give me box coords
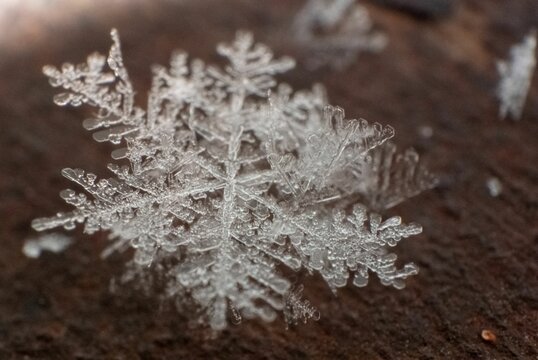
[486,177,502,197]
[497,31,536,120]
[284,285,320,328]
[292,0,387,70]
[23,233,72,258]
[33,29,432,330]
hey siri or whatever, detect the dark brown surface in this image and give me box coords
[1,1,537,359]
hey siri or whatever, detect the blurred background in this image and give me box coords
[0,1,537,358]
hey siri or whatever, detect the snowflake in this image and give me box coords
[33,29,433,330]
[497,30,536,120]
[292,0,387,70]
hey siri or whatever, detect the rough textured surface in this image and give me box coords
[0,0,537,359]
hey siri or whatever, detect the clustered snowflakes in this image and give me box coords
[497,30,536,120]
[33,30,436,330]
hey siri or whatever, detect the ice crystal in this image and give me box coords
[284,285,320,328]
[356,142,438,211]
[33,29,432,330]
[23,233,72,258]
[497,31,536,120]
[292,0,387,70]
[486,177,502,197]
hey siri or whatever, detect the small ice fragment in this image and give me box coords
[23,233,73,258]
[486,177,503,197]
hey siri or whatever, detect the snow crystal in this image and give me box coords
[33,30,433,329]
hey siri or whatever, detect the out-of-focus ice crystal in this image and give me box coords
[23,233,72,258]
[497,31,536,120]
[292,0,387,70]
[486,177,503,197]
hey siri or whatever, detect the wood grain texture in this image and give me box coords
[0,1,537,359]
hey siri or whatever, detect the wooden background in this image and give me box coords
[0,1,537,358]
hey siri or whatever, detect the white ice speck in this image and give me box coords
[486,177,503,197]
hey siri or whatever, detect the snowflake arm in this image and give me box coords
[43,29,145,144]
[266,105,395,195]
[355,141,438,211]
[207,31,295,100]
